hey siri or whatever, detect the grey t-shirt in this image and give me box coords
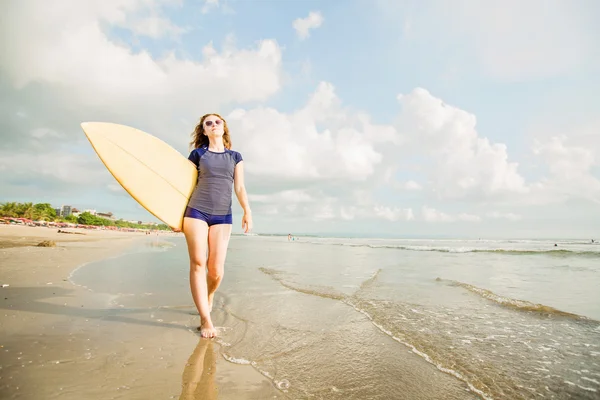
[187,146,243,215]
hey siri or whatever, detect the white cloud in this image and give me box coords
[0,150,108,186]
[340,206,356,221]
[250,190,315,204]
[486,212,522,221]
[200,0,232,14]
[453,0,597,81]
[404,180,422,191]
[30,128,64,139]
[422,206,454,223]
[263,207,279,216]
[314,204,336,221]
[246,187,414,224]
[374,205,414,222]
[395,88,527,200]
[227,83,534,224]
[108,183,125,193]
[129,14,187,39]
[457,213,481,223]
[293,11,324,40]
[530,135,600,204]
[422,206,480,223]
[201,0,218,13]
[337,205,414,222]
[0,1,282,115]
[227,82,392,182]
[380,0,598,81]
[534,136,595,179]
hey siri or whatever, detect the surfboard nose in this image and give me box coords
[80,122,97,140]
[81,122,107,142]
[81,122,108,139]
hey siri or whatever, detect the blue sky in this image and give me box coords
[1,0,599,238]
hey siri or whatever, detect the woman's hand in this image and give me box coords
[242,212,252,233]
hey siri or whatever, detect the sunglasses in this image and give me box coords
[204,119,223,127]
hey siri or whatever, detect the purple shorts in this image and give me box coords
[184,207,232,226]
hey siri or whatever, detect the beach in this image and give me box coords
[2,226,599,399]
[0,225,279,400]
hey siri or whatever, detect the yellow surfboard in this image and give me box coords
[81,122,197,230]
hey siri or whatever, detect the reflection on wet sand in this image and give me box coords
[180,339,217,399]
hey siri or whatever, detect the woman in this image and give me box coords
[183,113,252,338]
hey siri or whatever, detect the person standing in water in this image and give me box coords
[182,113,252,338]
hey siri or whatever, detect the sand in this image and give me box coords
[0,225,280,399]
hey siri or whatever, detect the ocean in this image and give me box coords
[70,234,600,399]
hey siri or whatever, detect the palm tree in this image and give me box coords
[32,203,57,221]
[0,202,19,217]
[17,202,34,219]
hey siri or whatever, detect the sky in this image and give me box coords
[1,0,599,239]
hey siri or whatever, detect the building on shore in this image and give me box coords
[53,205,117,221]
[97,212,115,220]
[54,205,73,217]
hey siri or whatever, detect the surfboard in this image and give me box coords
[81,122,197,230]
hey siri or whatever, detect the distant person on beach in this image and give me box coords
[176,113,252,338]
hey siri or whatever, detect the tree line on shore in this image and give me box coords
[0,202,171,231]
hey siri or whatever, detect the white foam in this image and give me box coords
[582,377,600,385]
[221,353,251,365]
[276,379,290,390]
[577,385,597,392]
[343,299,494,400]
[219,349,290,394]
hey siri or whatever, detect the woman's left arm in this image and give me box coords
[234,161,252,233]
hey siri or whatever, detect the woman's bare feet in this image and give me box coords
[198,319,217,338]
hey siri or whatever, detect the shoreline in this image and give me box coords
[0,225,280,399]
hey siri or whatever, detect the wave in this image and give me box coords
[258,267,494,399]
[259,267,345,301]
[221,352,291,393]
[256,267,600,399]
[359,269,382,290]
[440,278,596,321]
[217,301,294,395]
[343,299,494,400]
[470,249,599,257]
[316,242,600,257]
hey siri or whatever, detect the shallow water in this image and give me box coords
[71,235,600,399]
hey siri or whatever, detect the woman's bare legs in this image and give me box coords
[206,223,232,312]
[183,217,216,338]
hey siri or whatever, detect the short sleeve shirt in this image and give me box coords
[187,146,243,215]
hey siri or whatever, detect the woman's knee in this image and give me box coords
[207,267,223,282]
[189,257,207,272]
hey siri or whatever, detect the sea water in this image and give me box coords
[71,235,600,399]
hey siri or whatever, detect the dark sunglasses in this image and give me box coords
[204,119,222,127]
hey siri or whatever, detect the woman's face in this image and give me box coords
[203,115,224,137]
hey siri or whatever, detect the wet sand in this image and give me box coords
[0,225,280,399]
